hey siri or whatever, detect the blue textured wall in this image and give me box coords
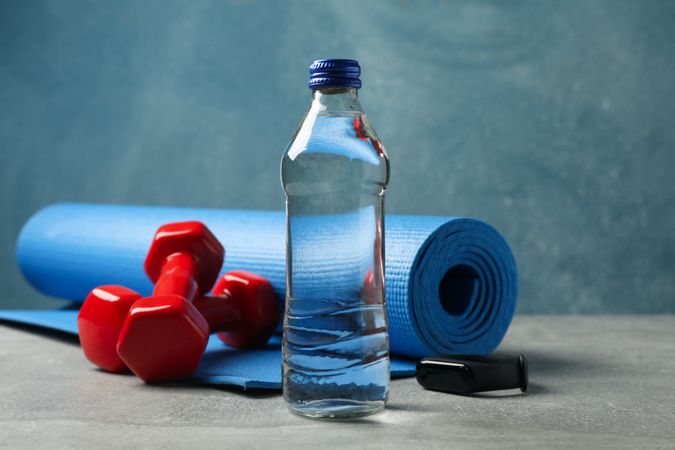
[1,0,674,312]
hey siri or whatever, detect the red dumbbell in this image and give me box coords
[77,221,224,373]
[116,270,279,383]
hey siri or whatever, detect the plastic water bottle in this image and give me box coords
[280,59,390,418]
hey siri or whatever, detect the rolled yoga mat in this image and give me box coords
[14,203,518,359]
[4,203,518,388]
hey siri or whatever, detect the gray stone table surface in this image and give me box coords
[1,316,674,449]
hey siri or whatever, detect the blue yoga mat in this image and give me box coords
[6,203,518,388]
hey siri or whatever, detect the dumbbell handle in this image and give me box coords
[195,270,278,348]
[153,252,198,302]
[192,292,251,332]
[157,268,264,334]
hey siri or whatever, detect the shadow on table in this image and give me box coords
[490,347,609,397]
[132,380,282,398]
[0,320,281,398]
[0,320,80,346]
[2,320,593,401]
[419,347,604,400]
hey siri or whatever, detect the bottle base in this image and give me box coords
[287,399,385,419]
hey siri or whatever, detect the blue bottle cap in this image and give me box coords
[308,59,361,89]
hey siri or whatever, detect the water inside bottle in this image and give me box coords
[281,111,390,418]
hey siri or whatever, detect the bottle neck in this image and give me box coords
[310,87,363,114]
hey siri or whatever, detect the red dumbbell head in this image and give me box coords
[77,285,142,373]
[144,221,224,295]
[115,271,278,383]
[214,270,279,348]
[116,295,210,383]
